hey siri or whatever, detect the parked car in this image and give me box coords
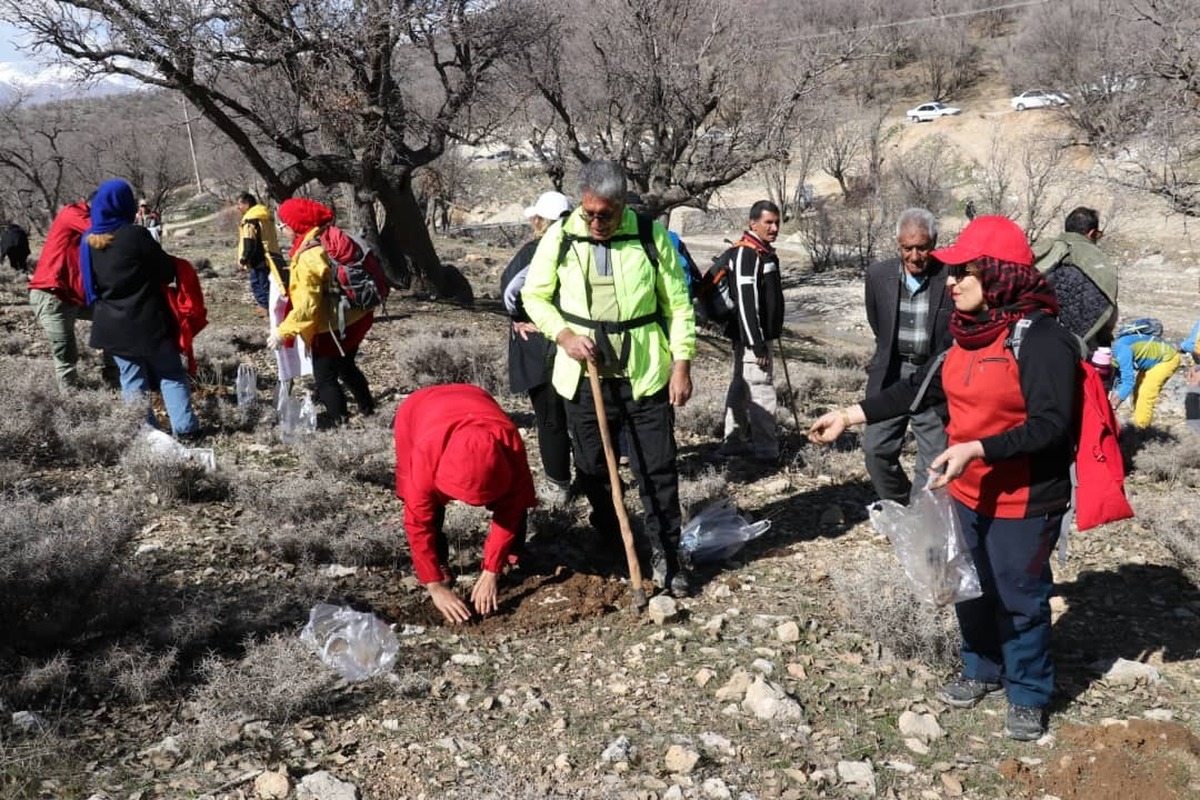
[906,102,961,123]
[1010,90,1067,111]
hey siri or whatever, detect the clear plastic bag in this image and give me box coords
[867,485,981,607]
[300,603,399,682]
[236,364,258,410]
[277,382,317,444]
[679,498,772,564]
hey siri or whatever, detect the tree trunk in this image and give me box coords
[376,176,442,294]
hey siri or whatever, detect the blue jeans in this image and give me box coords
[249,266,270,309]
[113,339,199,436]
[954,500,1064,708]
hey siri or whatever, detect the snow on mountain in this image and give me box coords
[0,61,139,104]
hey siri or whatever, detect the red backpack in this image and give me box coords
[163,257,208,376]
[1009,317,1134,531]
[317,226,390,310]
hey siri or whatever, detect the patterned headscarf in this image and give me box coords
[949,256,1060,349]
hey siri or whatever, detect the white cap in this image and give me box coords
[524,191,572,221]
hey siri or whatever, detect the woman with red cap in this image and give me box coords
[271,198,374,424]
[394,384,537,624]
[808,216,1078,741]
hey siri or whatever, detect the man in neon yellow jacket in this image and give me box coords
[522,160,697,596]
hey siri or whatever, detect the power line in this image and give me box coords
[778,0,1052,43]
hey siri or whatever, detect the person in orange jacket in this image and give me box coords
[394,384,538,624]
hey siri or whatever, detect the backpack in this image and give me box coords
[317,226,390,310]
[1114,317,1163,340]
[556,213,660,271]
[667,231,704,301]
[163,257,208,377]
[1008,316,1134,533]
[694,236,770,326]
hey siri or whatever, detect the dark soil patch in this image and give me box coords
[374,568,640,635]
[999,719,1200,799]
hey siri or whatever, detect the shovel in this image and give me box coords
[586,359,649,611]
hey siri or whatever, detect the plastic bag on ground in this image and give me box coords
[137,428,216,472]
[867,484,981,607]
[277,382,317,444]
[300,603,399,682]
[680,498,771,564]
[236,364,258,410]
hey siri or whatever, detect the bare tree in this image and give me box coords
[4,0,550,294]
[821,120,865,198]
[508,0,864,217]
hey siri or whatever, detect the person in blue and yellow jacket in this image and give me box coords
[271,198,374,426]
[235,192,286,316]
[1110,323,1180,428]
[521,160,696,597]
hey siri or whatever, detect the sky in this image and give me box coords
[1,22,134,102]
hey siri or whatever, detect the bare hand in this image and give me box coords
[807,411,845,444]
[928,441,985,489]
[266,332,284,350]
[756,353,771,370]
[669,361,692,407]
[470,570,500,616]
[427,582,472,624]
[559,330,596,362]
[512,321,539,341]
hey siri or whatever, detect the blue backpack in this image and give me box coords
[1114,318,1163,339]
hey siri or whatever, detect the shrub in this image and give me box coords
[398,329,502,393]
[292,424,394,489]
[831,550,961,670]
[91,644,179,704]
[120,436,231,504]
[1139,496,1200,584]
[53,389,145,466]
[183,634,339,756]
[679,467,730,520]
[0,495,142,658]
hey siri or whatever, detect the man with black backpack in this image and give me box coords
[714,200,785,463]
[521,160,696,597]
[1033,206,1118,354]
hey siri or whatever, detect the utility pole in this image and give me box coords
[180,96,203,195]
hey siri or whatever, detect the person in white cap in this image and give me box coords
[500,191,575,506]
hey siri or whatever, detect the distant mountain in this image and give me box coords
[0,62,138,105]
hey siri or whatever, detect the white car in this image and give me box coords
[906,102,961,123]
[1010,90,1067,111]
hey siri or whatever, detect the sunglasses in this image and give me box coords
[947,263,979,281]
[582,207,621,224]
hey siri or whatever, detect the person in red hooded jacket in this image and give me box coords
[394,384,538,624]
[29,200,91,390]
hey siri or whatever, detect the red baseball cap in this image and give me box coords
[930,215,1034,267]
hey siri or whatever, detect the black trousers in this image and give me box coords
[528,382,572,486]
[312,348,373,424]
[566,377,682,569]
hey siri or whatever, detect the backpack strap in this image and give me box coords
[1004,310,1047,361]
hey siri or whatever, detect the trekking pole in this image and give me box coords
[774,336,802,434]
[585,359,649,611]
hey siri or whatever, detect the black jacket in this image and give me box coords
[500,239,556,394]
[88,225,177,359]
[864,256,953,396]
[725,233,784,357]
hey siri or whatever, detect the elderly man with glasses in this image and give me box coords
[521,160,697,597]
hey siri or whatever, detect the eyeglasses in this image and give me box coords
[582,207,621,224]
[947,263,979,281]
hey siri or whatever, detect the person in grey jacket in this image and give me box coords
[862,208,953,504]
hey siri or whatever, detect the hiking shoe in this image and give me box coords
[538,480,571,509]
[649,550,670,588]
[669,569,692,598]
[938,676,1003,708]
[1005,704,1046,741]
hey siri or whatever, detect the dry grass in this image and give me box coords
[292,422,395,489]
[183,634,339,757]
[396,328,503,394]
[831,548,961,670]
[120,437,231,504]
[1137,494,1200,585]
[0,495,143,658]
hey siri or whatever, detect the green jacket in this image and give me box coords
[1034,231,1119,345]
[521,207,696,400]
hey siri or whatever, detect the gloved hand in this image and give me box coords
[267,331,284,350]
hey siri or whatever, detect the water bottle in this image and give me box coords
[1091,347,1114,391]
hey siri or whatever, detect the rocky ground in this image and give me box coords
[1,180,1199,800]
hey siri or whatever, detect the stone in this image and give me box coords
[663,786,685,800]
[254,771,290,799]
[836,760,877,796]
[450,653,485,667]
[883,760,916,774]
[751,658,774,675]
[898,710,945,743]
[701,777,732,799]
[940,772,963,796]
[1143,708,1175,721]
[742,676,804,722]
[694,668,716,687]
[698,732,734,757]
[601,736,633,763]
[554,753,572,772]
[296,771,359,800]
[325,564,358,578]
[714,670,753,701]
[648,595,679,625]
[664,744,700,774]
[1093,657,1162,684]
[703,615,725,638]
[776,621,801,643]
